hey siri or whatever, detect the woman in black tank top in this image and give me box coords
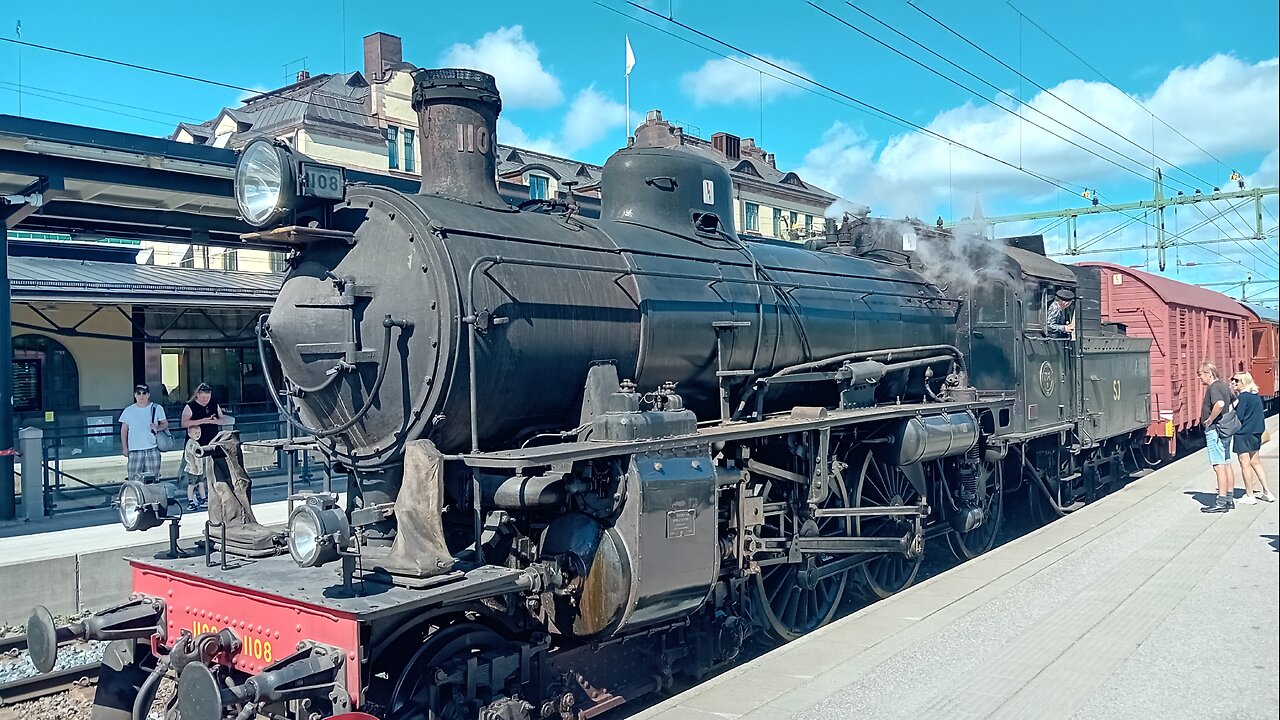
[181,383,224,446]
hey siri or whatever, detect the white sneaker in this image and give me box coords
[1258,492,1277,503]
[1237,493,1258,505]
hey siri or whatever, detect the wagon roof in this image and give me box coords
[1079,262,1249,317]
[1241,301,1280,323]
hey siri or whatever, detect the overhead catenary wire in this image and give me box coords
[614,0,1262,269]
[1005,1,1235,176]
[834,1,1206,196]
[619,2,1114,203]
[592,1,901,128]
[1179,233,1275,275]
[0,36,399,131]
[0,83,183,128]
[1188,202,1277,269]
[0,80,200,125]
[903,1,1219,194]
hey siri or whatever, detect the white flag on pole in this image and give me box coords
[625,35,636,76]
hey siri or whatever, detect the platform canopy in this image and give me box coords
[0,114,439,249]
[8,255,281,307]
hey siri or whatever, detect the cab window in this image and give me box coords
[973,281,1009,325]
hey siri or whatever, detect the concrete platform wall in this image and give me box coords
[0,542,165,625]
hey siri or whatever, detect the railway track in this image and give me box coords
[0,634,101,707]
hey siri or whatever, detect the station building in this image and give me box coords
[171,32,837,242]
[3,31,840,495]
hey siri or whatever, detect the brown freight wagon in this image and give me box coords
[1241,301,1280,413]
[1078,262,1250,452]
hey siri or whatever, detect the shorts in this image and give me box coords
[184,455,210,485]
[1205,426,1231,466]
[1233,432,1262,454]
[127,448,162,481]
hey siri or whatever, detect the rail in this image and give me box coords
[0,633,101,707]
[0,662,100,705]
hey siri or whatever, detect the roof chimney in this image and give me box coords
[364,32,403,82]
[296,70,311,83]
[712,132,741,161]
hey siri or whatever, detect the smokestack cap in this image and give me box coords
[411,68,502,113]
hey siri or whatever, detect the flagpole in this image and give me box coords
[624,35,635,147]
[15,20,22,116]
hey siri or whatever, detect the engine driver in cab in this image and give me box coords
[1046,288,1076,339]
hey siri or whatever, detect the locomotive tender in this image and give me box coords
[26,69,1158,720]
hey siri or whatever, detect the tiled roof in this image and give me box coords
[175,70,832,203]
[497,145,604,188]
[678,136,836,202]
[181,72,380,145]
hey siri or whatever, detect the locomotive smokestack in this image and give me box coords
[411,68,506,208]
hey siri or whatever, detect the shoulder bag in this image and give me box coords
[1215,407,1241,437]
[152,404,176,452]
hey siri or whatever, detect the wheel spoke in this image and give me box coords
[853,451,923,600]
[752,449,851,641]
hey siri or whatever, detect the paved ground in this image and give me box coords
[633,419,1280,720]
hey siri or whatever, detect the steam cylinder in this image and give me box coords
[265,69,960,467]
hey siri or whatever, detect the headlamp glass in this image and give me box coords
[287,499,349,567]
[235,141,285,226]
[118,482,143,531]
[288,508,323,566]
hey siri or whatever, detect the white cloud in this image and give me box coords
[497,117,563,156]
[496,87,635,158]
[796,122,877,202]
[680,55,803,106]
[560,86,627,153]
[797,54,1279,218]
[1245,148,1279,189]
[439,26,563,109]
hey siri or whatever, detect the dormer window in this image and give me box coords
[529,174,549,200]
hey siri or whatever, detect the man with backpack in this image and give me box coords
[119,384,169,482]
[1198,362,1237,513]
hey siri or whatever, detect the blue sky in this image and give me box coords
[2,1,1277,302]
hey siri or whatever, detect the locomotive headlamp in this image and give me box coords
[234,138,346,229]
[287,494,350,567]
[117,480,182,532]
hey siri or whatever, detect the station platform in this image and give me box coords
[634,418,1280,720]
[0,496,305,626]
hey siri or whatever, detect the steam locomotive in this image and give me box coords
[26,69,1158,720]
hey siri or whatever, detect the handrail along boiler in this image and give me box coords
[25,68,1159,720]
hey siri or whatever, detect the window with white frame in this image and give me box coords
[529,174,549,200]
